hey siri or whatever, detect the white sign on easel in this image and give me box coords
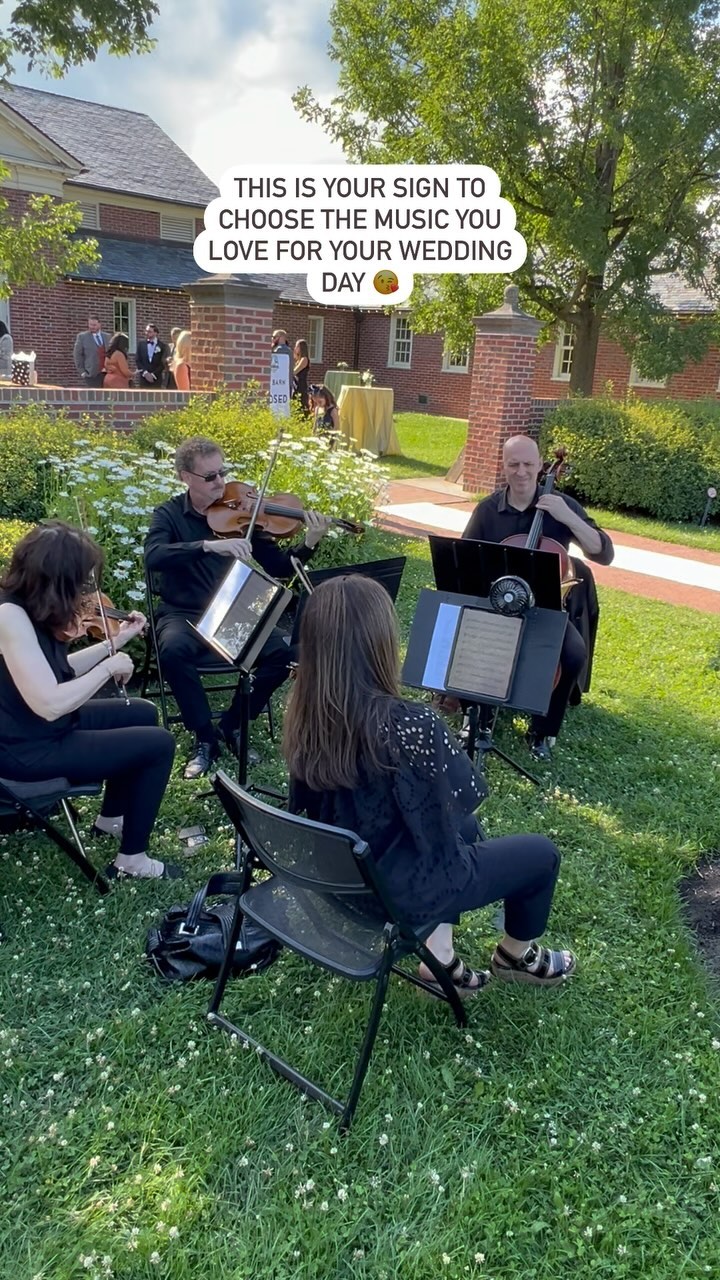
[269,351,291,417]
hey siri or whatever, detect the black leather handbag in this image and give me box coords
[145,872,281,983]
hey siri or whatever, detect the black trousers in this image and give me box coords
[0,699,174,857]
[530,620,586,739]
[155,610,294,737]
[444,816,561,939]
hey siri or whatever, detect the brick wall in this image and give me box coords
[8,281,190,386]
[99,204,161,238]
[533,329,720,400]
[0,384,192,430]
[355,311,474,416]
[271,301,359,386]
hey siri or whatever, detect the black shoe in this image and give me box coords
[183,739,219,780]
[526,733,552,762]
[218,718,259,766]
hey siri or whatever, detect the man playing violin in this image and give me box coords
[462,434,614,761]
[145,436,330,778]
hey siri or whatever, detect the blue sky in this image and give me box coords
[11,0,346,184]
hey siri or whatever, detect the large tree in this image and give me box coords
[295,0,720,394]
[0,1,158,295]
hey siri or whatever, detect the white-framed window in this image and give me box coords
[552,324,575,380]
[629,360,666,389]
[442,345,469,373]
[73,200,99,229]
[388,314,412,367]
[306,316,324,363]
[113,297,137,353]
[160,214,194,242]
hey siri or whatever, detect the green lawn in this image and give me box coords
[386,413,720,553]
[383,412,467,480]
[3,532,720,1279]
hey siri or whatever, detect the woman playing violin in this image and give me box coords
[0,521,180,880]
[144,436,331,779]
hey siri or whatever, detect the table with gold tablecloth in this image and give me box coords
[336,386,400,456]
[323,370,362,401]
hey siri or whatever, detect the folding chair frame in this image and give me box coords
[0,780,109,894]
[207,773,469,1132]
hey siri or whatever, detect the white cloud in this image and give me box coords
[11,0,346,183]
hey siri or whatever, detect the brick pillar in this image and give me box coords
[184,275,279,393]
[463,285,542,493]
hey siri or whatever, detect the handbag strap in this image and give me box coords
[184,871,246,933]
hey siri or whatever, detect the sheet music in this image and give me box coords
[446,609,522,700]
[422,602,461,689]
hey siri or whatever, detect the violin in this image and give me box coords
[501,448,577,601]
[55,592,133,643]
[78,592,134,641]
[206,481,364,539]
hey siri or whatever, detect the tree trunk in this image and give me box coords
[569,295,603,396]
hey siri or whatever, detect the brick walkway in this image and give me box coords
[377,477,720,614]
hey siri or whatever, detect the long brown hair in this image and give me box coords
[282,575,401,790]
[0,521,103,633]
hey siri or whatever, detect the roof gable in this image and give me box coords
[0,83,217,209]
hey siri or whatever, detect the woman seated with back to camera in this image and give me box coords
[0,521,180,880]
[284,576,575,992]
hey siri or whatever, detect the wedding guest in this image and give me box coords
[292,339,310,415]
[0,321,14,379]
[73,315,108,387]
[170,330,191,391]
[102,333,133,389]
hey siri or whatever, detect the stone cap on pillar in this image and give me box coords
[474,284,542,337]
[182,274,282,311]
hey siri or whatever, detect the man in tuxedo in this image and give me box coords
[135,323,167,387]
[73,314,109,387]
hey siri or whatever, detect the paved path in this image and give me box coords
[377,478,720,614]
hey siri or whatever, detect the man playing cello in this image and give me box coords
[145,436,330,779]
[462,434,614,760]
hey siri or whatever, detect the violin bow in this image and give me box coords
[245,427,284,543]
[74,499,130,707]
[289,554,314,595]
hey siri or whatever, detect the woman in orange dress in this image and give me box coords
[170,330,191,391]
[103,333,132,388]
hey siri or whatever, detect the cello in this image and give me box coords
[501,447,577,601]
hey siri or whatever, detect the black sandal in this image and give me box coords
[491,940,576,986]
[421,954,491,999]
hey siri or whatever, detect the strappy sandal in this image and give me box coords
[491,940,575,986]
[104,861,183,881]
[421,954,491,999]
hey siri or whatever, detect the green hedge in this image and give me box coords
[0,518,32,568]
[131,387,304,459]
[0,406,112,522]
[540,397,720,522]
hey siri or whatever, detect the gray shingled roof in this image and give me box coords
[0,83,217,208]
[68,233,316,302]
[649,272,716,313]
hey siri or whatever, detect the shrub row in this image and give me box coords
[540,396,720,522]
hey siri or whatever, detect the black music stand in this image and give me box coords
[429,535,563,610]
[427,535,567,778]
[403,588,567,783]
[191,559,292,791]
[290,556,407,644]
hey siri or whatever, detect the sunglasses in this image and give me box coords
[189,466,230,483]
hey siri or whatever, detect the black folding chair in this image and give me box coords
[0,777,108,894]
[139,565,275,739]
[208,770,469,1132]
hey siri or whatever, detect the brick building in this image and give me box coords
[1,83,719,409]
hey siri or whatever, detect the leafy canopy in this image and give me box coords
[295,0,720,392]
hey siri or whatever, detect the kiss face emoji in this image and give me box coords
[373,269,399,295]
